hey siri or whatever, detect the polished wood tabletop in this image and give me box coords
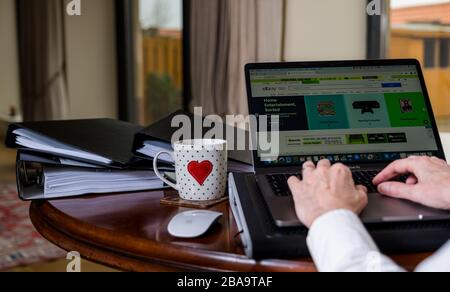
[30,189,432,272]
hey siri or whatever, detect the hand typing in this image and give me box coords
[373,156,450,210]
[288,160,368,228]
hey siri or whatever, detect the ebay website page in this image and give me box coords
[249,65,439,165]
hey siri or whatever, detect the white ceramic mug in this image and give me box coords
[153,139,228,201]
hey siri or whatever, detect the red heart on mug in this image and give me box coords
[187,161,214,186]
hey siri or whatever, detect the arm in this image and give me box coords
[288,160,402,272]
[307,210,404,272]
[415,241,450,272]
[288,157,450,272]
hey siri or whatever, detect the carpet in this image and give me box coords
[0,184,66,271]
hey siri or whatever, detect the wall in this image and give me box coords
[284,0,367,61]
[0,0,21,120]
[64,0,118,119]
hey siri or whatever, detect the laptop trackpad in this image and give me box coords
[361,194,450,223]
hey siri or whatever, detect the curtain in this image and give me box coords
[17,0,69,121]
[190,0,284,116]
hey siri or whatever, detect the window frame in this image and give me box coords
[424,38,437,68]
[440,38,450,68]
[122,0,393,121]
[116,0,136,122]
[366,0,390,59]
[116,0,191,123]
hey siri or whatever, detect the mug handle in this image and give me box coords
[153,151,178,190]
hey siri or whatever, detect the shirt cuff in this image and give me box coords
[307,209,380,272]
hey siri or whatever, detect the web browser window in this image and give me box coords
[249,65,439,165]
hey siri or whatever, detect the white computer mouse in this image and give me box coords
[167,210,223,238]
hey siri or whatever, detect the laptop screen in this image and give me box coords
[247,63,442,166]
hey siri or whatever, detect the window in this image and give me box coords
[389,0,450,129]
[441,39,450,68]
[138,0,184,125]
[424,39,436,68]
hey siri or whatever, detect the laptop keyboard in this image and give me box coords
[353,170,381,193]
[266,173,302,197]
[265,170,406,197]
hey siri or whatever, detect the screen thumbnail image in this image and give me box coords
[385,92,431,127]
[304,95,349,130]
[344,94,391,129]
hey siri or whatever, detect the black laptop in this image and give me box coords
[245,59,450,227]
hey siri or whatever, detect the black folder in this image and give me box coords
[5,119,145,168]
[15,150,172,201]
[133,110,253,165]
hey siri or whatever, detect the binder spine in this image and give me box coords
[16,158,45,201]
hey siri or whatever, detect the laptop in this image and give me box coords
[245,59,450,227]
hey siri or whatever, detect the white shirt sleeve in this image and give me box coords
[306,209,405,272]
[415,241,450,272]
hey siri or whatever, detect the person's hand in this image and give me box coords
[287,160,368,228]
[373,156,450,210]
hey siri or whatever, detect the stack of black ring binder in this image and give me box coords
[5,119,170,200]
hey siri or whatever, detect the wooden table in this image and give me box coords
[30,189,431,272]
